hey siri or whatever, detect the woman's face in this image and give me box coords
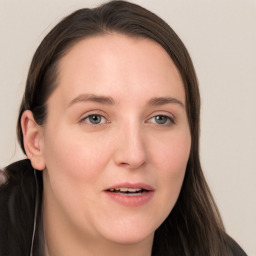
[40,34,191,246]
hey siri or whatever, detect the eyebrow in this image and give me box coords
[148,97,185,108]
[68,94,115,107]
[68,93,184,108]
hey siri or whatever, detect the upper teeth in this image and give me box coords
[109,188,142,192]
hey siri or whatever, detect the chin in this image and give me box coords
[106,232,153,245]
[98,222,156,245]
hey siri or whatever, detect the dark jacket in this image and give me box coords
[0,160,247,256]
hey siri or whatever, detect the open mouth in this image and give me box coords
[106,188,149,196]
[104,184,154,206]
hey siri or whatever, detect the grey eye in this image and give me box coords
[154,115,168,124]
[148,115,174,125]
[85,115,106,124]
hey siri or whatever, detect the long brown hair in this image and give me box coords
[16,1,232,255]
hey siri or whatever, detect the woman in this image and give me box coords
[0,1,247,255]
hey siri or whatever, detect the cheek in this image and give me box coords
[153,130,191,174]
[42,126,113,186]
[151,131,191,209]
[41,128,113,223]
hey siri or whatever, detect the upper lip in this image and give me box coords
[105,182,155,191]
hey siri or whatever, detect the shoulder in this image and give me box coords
[3,159,34,177]
[0,159,36,191]
[0,159,36,207]
[0,159,37,256]
[0,168,8,185]
[228,236,247,256]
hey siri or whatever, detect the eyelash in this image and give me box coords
[147,115,175,125]
[81,114,109,125]
[81,114,175,126]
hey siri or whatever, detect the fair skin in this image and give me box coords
[21,34,191,256]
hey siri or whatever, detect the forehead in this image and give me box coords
[49,33,185,106]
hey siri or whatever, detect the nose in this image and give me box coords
[113,123,147,169]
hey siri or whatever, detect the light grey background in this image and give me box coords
[0,0,255,254]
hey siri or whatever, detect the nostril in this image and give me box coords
[113,137,147,169]
[118,160,145,169]
[120,162,129,166]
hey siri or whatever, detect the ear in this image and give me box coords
[21,110,46,171]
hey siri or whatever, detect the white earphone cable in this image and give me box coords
[30,169,39,256]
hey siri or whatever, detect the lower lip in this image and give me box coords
[104,191,154,207]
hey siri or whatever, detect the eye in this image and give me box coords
[148,115,174,125]
[82,114,108,125]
